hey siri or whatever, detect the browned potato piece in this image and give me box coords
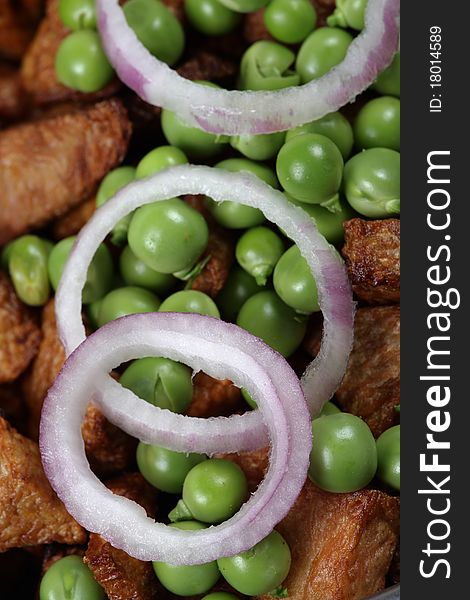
[0,99,131,245]
[221,449,399,600]
[342,218,400,304]
[23,300,137,475]
[220,447,270,492]
[85,535,161,600]
[0,66,29,123]
[335,306,400,437]
[186,372,244,418]
[0,0,40,60]
[50,195,96,240]
[84,473,161,600]
[177,51,237,84]
[82,405,138,478]
[0,416,86,551]
[22,299,64,439]
[0,272,41,385]
[21,0,119,105]
[304,306,400,437]
[257,480,399,600]
[190,225,234,298]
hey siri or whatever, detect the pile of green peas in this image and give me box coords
[15,3,403,597]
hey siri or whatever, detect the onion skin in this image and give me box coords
[96,0,399,134]
[55,165,354,451]
[40,313,311,564]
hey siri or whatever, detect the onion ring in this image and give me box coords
[40,312,311,564]
[55,165,354,451]
[96,0,399,135]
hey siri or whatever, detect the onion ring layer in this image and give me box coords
[96,0,399,135]
[55,165,354,452]
[40,313,311,564]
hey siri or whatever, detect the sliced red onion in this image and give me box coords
[40,312,311,564]
[55,165,354,451]
[96,0,399,135]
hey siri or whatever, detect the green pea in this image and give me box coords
[1,239,17,271]
[136,146,188,179]
[48,236,113,304]
[123,0,184,65]
[218,530,291,596]
[179,458,248,524]
[216,157,279,189]
[98,286,160,327]
[217,0,269,11]
[8,235,51,306]
[216,266,264,322]
[276,134,344,208]
[202,593,240,600]
[354,96,400,151]
[237,290,307,357]
[239,41,300,91]
[97,167,137,208]
[373,52,400,97]
[327,0,367,31]
[128,198,209,274]
[39,555,105,600]
[285,194,355,245]
[55,30,114,93]
[119,245,176,294]
[273,245,319,314]
[137,443,206,493]
[96,166,137,246]
[161,82,229,160]
[207,158,278,229]
[296,27,353,84]
[241,388,257,409]
[264,0,317,44]
[376,425,400,490]
[343,148,400,217]
[236,226,284,286]
[159,290,220,318]
[317,401,341,418]
[185,0,241,36]
[153,521,220,596]
[286,111,354,160]
[230,131,285,161]
[58,0,97,30]
[86,298,102,330]
[121,356,193,413]
[308,413,378,493]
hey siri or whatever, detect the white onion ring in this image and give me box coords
[55,165,354,452]
[96,0,399,135]
[40,312,311,564]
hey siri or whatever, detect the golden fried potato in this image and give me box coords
[0,99,131,244]
[186,372,244,418]
[50,195,96,240]
[0,272,41,385]
[21,0,119,105]
[258,480,399,600]
[84,473,161,600]
[342,218,400,305]
[0,417,86,551]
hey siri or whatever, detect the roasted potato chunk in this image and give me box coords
[0,99,131,245]
[0,417,86,551]
[342,218,400,304]
[258,480,399,600]
[186,372,244,418]
[304,306,400,437]
[0,272,41,385]
[21,0,119,105]
[84,473,160,600]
